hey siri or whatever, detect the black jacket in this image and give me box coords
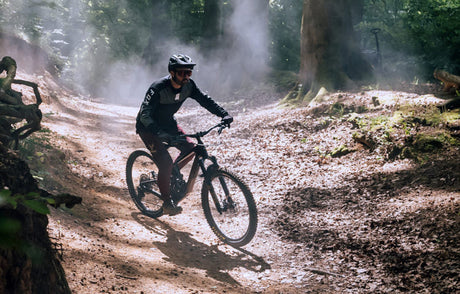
[136,76,228,134]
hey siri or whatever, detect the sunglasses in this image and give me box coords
[176,69,193,77]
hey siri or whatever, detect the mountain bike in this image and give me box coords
[126,122,258,247]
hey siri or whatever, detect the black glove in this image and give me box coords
[222,115,233,127]
[156,130,173,144]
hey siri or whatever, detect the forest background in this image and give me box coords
[0,1,459,293]
[1,0,459,104]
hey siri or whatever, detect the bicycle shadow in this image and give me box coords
[131,212,270,285]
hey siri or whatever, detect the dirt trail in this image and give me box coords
[22,80,458,294]
[39,95,304,294]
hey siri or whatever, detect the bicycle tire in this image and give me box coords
[201,168,257,247]
[126,150,163,218]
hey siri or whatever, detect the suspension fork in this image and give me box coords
[201,156,231,214]
[208,156,231,199]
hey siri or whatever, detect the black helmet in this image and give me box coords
[168,54,196,72]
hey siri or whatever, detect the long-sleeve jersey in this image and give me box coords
[136,75,228,134]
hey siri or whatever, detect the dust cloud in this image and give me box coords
[93,0,270,106]
[0,1,270,106]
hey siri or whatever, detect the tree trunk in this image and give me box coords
[0,144,79,294]
[292,0,373,103]
[0,55,81,293]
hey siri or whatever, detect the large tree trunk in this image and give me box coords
[292,0,373,103]
[0,144,82,294]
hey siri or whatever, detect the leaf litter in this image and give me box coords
[15,73,459,293]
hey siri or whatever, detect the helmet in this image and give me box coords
[168,54,196,72]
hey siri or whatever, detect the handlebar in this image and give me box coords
[182,122,228,139]
[165,122,229,147]
[185,122,228,138]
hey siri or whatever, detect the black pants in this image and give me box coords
[138,127,194,201]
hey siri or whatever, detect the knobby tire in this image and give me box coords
[126,150,163,218]
[201,168,258,247]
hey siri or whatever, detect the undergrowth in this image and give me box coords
[323,102,460,162]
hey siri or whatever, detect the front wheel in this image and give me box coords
[126,150,163,218]
[201,168,257,247]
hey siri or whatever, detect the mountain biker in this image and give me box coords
[136,54,233,216]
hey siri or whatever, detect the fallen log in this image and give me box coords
[434,69,460,93]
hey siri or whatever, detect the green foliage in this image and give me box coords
[351,105,459,161]
[0,0,458,93]
[269,0,302,71]
[0,189,55,260]
[359,0,460,80]
[394,105,460,128]
[412,132,456,152]
[404,0,460,73]
[330,145,355,158]
[0,189,54,215]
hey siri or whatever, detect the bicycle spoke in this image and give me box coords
[126,150,163,218]
[202,169,257,247]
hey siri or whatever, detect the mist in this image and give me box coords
[0,1,270,107]
[78,0,270,106]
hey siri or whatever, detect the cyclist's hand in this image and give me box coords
[156,130,173,144]
[170,135,188,146]
[222,115,233,127]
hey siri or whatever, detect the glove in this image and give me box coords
[222,115,233,127]
[156,130,173,144]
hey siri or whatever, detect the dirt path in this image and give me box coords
[27,85,459,293]
[38,95,307,294]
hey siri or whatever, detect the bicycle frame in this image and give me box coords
[127,122,258,246]
[170,124,231,214]
[171,130,219,198]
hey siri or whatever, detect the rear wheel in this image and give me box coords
[201,168,257,247]
[126,150,163,218]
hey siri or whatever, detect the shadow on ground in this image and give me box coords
[132,212,270,285]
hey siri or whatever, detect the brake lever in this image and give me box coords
[218,124,226,134]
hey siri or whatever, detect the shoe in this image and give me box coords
[162,199,183,216]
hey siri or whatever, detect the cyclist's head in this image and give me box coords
[168,54,195,72]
